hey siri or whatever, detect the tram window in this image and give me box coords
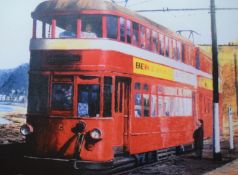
[146,28,151,50]
[143,84,149,91]
[115,79,123,113]
[103,77,112,117]
[181,44,185,63]
[81,15,102,38]
[165,36,169,57]
[55,16,77,38]
[44,23,52,38]
[132,22,139,46]
[143,94,150,117]
[36,20,43,38]
[164,96,170,116]
[177,41,182,61]
[173,40,177,59]
[158,96,163,116]
[28,74,49,113]
[134,93,142,117]
[51,83,73,110]
[169,38,173,58]
[151,95,157,117]
[152,31,159,53]
[184,98,192,116]
[140,25,146,48]
[159,34,165,55]
[78,85,100,117]
[107,15,118,39]
[195,48,200,69]
[120,17,125,42]
[188,46,192,65]
[134,82,141,90]
[126,20,131,43]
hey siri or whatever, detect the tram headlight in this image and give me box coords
[90,128,102,140]
[20,124,33,136]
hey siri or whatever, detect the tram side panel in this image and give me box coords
[127,77,195,154]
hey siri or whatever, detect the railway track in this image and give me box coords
[0,143,191,175]
[112,148,177,175]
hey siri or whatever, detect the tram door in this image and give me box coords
[114,77,131,152]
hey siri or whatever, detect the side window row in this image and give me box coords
[34,14,195,66]
[134,82,193,118]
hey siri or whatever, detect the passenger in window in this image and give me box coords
[81,24,97,38]
[60,25,76,38]
[132,34,138,46]
[140,27,146,49]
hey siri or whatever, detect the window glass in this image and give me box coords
[182,44,185,63]
[134,82,141,90]
[196,48,200,69]
[164,96,170,116]
[169,38,173,58]
[165,36,169,57]
[146,28,151,50]
[140,25,146,48]
[28,74,49,113]
[132,22,139,46]
[184,98,192,116]
[126,20,131,43]
[158,96,163,116]
[177,41,181,61]
[134,93,142,117]
[81,15,102,38]
[78,84,100,117]
[173,40,177,59]
[36,20,43,38]
[107,15,118,39]
[170,97,175,116]
[120,17,125,42]
[187,46,191,65]
[55,16,77,38]
[51,83,73,110]
[144,84,149,91]
[152,31,158,53]
[151,95,157,117]
[143,94,150,117]
[43,22,52,39]
[103,77,112,117]
[115,79,123,113]
[159,34,164,55]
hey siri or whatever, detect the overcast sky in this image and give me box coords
[0,0,238,69]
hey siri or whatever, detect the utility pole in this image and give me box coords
[210,0,222,160]
[234,53,238,117]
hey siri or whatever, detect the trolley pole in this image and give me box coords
[210,0,222,160]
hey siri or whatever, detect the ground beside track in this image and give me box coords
[1,106,238,175]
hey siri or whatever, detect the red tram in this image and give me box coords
[21,0,222,171]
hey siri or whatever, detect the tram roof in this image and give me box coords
[32,0,191,42]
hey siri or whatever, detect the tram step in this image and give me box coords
[156,148,176,161]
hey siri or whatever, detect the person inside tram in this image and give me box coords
[80,24,97,38]
[59,24,76,38]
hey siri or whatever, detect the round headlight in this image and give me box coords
[90,128,102,140]
[20,124,33,136]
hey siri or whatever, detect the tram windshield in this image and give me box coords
[78,84,100,117]
[51,83,73,110]
[35,14,102,39]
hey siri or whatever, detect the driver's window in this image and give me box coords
[78,84,100,117]
[51,83,73,110]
